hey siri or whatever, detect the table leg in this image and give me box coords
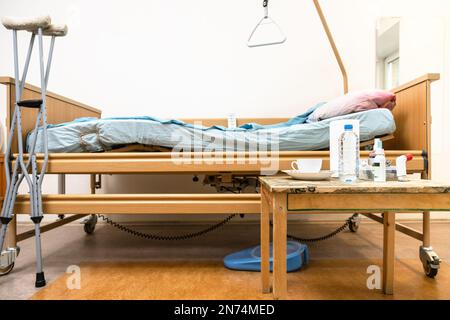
[383,212,396,295]
[423,211,431,247]
[260,186,271,293]
[5,215,17,248]
[272,193,287,300]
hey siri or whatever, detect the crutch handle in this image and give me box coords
[17,99,42,109]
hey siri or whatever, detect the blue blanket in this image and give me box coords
[28,107,395,153]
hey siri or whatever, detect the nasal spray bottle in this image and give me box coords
[396,154,414,182]
[372,139,386,182]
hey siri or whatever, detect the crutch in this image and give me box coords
[0,16,67,287]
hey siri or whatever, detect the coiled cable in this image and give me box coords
[97,213,237,241]
[272,215,355,243]
[98,213,355,243]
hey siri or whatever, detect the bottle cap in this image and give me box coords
[344,124,353,131]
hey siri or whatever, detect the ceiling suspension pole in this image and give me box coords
[312,0,349,94]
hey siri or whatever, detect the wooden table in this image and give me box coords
[259,176,450,299]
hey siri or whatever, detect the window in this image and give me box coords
[384,52,400,89]
[376,17,400,90]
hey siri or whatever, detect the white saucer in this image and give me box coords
[283,170,333,181]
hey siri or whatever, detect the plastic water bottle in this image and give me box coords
[339,124,360,183]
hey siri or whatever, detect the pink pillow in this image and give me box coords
[307,90,396,122]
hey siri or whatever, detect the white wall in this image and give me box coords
[0,0,449,222]
[400,17,448,176]
[399,16,448,219]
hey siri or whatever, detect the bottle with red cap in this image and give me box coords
[396,154,414,182]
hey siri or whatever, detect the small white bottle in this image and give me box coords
[396,154,413,182]
[369,139,383,166]
[372,140,386,182]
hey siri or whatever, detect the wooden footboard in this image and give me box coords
[0,77,102,154]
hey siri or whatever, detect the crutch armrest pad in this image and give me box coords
[18,99,43,108]
[1,15,51,31]
[34,24,68,37]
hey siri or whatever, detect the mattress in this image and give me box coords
[27,109,396,153]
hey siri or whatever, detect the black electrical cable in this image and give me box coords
[97,214,238,241]
[271,215,355,243]
[98,214,355,243]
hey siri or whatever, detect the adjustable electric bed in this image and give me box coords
[0,73,441,284]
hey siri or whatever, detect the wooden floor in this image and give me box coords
[32,259,450,300]
[1,220,449,300]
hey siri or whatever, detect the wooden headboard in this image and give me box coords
[0,77,102,153]
[385,73,439,155]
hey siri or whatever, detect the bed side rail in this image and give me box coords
[15,150,426,174]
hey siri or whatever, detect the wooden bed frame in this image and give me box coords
[0,74,440,276]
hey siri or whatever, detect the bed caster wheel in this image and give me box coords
[349,214,360,233]
[0,246,20,276]
[424,262,439,278]
[420,246,440,278]
[0,263,15,276]
[83,215,98,235]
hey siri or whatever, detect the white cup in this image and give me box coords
[291,159,323,173]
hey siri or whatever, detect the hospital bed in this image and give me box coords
[0,73,441,284]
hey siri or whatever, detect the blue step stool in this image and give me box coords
[224,241,309,273]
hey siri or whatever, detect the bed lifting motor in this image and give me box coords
[0,16,68,287]
[202,175,259,194]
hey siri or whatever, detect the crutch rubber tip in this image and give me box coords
[35,272,46,288]
[0,217,13,225]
